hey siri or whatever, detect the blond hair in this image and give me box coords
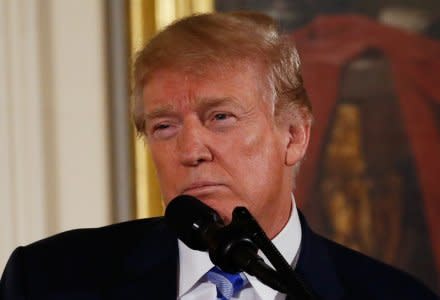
[133,12,312,134]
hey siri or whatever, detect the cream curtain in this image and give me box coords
[128,0,214,218]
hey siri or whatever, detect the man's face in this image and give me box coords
[142,65,298,237]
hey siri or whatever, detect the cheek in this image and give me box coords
[229,128,284,187]
[148,143,179,199]
[241,126,283,165]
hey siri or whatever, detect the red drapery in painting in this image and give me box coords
[292,14,440,273]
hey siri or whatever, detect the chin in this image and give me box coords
[211,205,234,225]
[195,197,230,222]
[219,211,233,225]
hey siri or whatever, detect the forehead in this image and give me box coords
[142,64,267,112]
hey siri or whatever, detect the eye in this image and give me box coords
[155,124,170,130]
[213,113,230,121]
[150,122,177,139]
[208,112,237,129]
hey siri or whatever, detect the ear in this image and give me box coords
[284,122,311,166]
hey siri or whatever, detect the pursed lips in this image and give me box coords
[182,181,224,195]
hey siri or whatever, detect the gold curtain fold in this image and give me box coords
[128,0,214,219]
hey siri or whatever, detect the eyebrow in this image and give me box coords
[195,97,243,112]
[144,104,177,121]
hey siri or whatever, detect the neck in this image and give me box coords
[265,196,293,239]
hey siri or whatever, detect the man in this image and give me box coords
[0,12,437,300]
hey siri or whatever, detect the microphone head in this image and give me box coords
[165,195,224,251]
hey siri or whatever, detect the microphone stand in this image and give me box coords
[230,207,317,300]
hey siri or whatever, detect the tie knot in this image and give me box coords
[207,266,248,300]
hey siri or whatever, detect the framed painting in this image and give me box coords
[216,0,440,292]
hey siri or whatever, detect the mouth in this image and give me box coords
[182,182,224,196]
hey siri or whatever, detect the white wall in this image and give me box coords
[0,0,111,271]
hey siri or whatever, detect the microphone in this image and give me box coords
[165,195,288,293]
[165,194,224,251]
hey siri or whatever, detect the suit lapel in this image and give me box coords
[296,211,345,300]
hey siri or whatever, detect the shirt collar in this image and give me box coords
[177,194,302,298]
[178,239,213,297]
[247,194,302,299]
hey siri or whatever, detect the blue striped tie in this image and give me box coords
[207,266,248,300]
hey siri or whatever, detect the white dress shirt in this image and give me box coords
[178,196,302,300]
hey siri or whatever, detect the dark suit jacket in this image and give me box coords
[0,213,437,299]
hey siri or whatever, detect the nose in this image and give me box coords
[177,118,213,166]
